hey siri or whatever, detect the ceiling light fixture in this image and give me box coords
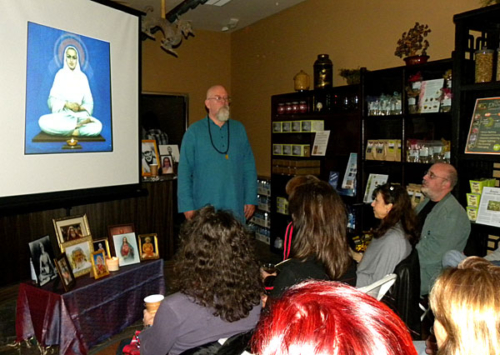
[205,0,232,6]
[221,18,239,32]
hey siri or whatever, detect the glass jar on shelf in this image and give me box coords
[475,47,494,83]
[277,103,285,115]
[299,101,308,113]
[291,101,299,114]
[314,54,333,89]
[497,48,500,81]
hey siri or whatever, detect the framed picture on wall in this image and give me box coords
[141,139,160,176]
[53,214,91,249]
[54,252,76,292]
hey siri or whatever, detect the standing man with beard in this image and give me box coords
[177,85,257,223]
[415,162,470,296]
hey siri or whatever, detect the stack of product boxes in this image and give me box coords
[467,178,497,221]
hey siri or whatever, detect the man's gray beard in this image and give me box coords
[216,106,230,122]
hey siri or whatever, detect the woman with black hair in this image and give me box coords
[355,183,419,287]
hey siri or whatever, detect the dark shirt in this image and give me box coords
[417,200,437,235]
[270,257,357,298]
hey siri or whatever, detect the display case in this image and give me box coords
[270,85,363,253]
[361,59,454,230]
[248,176,272,245]
[452,4,500,256]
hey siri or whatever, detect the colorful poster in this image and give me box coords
[465,97,500,155]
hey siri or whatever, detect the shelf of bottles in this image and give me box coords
[248,177,272,245]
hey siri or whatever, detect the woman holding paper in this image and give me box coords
[354,183,419,287]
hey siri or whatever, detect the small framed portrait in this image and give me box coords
[92,238,111,258]
[160,155,174,174]
[159,144,179,165]
[53,214,91,249]
[91,250,110,280]
[54,253,76,292]
[113,232,141,267]
[138,233,160,261]
[142,139,160,177]
[28,235,58,286]
[61,236,93,278]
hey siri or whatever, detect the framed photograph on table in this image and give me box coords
[53,214,91,250]
[28,235,58,286]
[141,139,160,177]
[160,155,174,174]
[108,223,135,239]
[113,232,140,267]
[54,253,76,292]
[61,236,93,278]
[91,250,109,280]
[92,238,111,258]
[138,233,159,261]
[159,144,179,164]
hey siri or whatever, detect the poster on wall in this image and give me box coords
[25,22,112,154]
[465,97,500,155]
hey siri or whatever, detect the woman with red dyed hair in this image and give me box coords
[252,280,417,355]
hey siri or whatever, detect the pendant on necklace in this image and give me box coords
[225,154,229,160]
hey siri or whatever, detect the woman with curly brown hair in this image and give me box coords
[269,178,356,299]
[355,183,419,287]
[139,206,262,355]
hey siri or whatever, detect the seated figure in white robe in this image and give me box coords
[39,46,102,137]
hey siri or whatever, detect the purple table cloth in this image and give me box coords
[16,259,165,355]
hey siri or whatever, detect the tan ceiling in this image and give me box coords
[111,0,308,33]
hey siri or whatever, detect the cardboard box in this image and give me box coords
[282,145,293,156]
[273,144,282,155]
[291,121,302,132]
[292,145,310,157]
[301,120,324,132]
[272,121,282,133]
[282,121,292,133]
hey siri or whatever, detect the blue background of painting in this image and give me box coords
[25,22,113,154]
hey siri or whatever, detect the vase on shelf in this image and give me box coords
[293,70,310,91]
[404,55,429,66]
[314,54,333,89]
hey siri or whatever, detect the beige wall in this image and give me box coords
[142,0,480,177]
[142,30,231,124]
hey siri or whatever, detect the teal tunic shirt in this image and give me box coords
[177,117,257,222]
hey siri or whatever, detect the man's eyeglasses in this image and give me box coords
[424,170,449,181]
[207,95,231,103]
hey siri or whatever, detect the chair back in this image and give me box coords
[386,247,421,338]
[358,273,397,301]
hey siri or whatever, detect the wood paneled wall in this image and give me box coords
[0,180,177,288]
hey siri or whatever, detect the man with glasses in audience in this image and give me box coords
[177,85,257,223]
[415,162,470,296]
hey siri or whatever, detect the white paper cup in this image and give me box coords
[144,294,164,315]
